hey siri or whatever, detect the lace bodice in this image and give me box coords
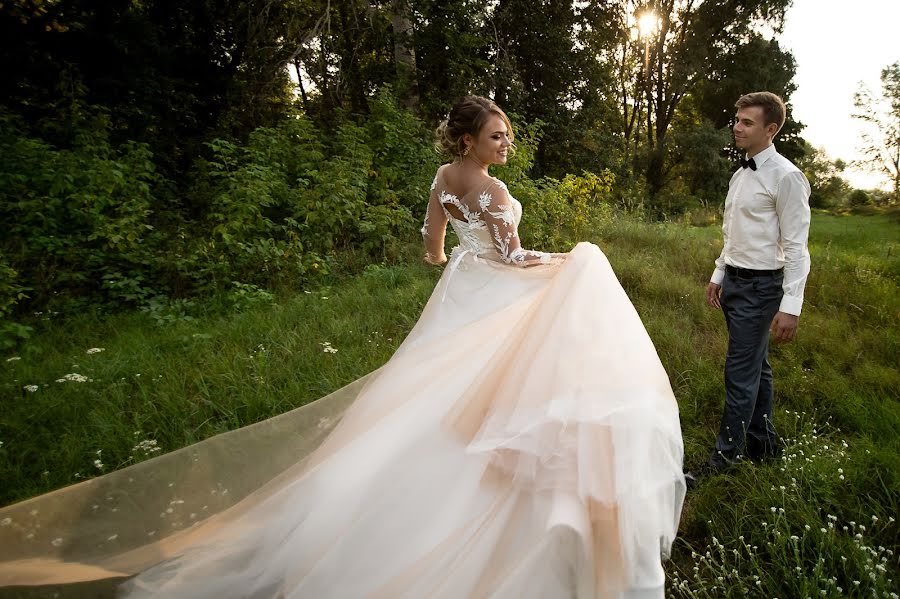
[421,167,552,267]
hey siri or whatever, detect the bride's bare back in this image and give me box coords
[421,163,555,267]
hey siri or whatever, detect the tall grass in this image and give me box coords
[1,213,897,595]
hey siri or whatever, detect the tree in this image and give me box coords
[391,0,420,109]
[692,33,805,164]
[796,144,849,209]
[853,62,900,203]
[600,0,792,199]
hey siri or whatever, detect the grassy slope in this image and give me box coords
[1,213,897,595]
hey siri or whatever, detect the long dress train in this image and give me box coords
[0,170,685,598]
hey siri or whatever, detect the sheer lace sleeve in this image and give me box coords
[421,172,449,264]
[480,181,552,267]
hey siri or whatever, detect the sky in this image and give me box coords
[780,0,899,190]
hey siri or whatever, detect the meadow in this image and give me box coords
[1,212,897,597]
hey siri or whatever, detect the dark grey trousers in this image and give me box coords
[709,270,783,467]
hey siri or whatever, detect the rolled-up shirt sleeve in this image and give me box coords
[774,171,811,315]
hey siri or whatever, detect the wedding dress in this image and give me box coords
[0,168,685,598]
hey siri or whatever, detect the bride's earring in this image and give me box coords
[463,145,470,157]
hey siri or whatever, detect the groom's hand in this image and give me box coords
[705,282,722,309]
[770,312,799,343]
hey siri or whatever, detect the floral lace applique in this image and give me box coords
[421,172,552,268]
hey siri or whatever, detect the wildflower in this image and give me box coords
[133,439,162,454]
[23,385,38,393]
[86,348,105,355]
[51,538,63,547]
[320,342,338,354]
[5,357,21,362]
[93,459,104,470]
[56,373,89,383]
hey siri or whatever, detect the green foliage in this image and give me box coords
[192,109,421,286]
[848,189,871,207]
[516,171,616,250]
[0,257,32,349]
[226,282,276,312]
[0,107,160,310]
[0,91,440,320]
[364,88,441,215]
[797,143,850,209]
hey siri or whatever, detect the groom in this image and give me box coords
[687,91,811,487]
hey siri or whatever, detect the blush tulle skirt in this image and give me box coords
[0,242,685,598]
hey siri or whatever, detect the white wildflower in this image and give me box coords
[5,356,21,362]
[93,459,104,470]
[23,385,39,393]
[320,342,338,354]
[86,348,105,355]
[56,373,89,383]
[133,439,161,454]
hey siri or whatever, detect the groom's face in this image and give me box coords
[733,106,776,156]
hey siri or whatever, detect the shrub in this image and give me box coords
[0,108,161,311]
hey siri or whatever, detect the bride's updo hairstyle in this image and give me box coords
[435,95,515,159]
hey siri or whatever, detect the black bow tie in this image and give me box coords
[740,157,757,171]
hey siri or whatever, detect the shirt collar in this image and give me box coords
[747,144,777,168]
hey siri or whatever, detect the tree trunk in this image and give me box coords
[336,0,366,113]
[294,59,310,113]
[391,0,420,110]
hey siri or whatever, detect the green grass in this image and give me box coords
[1,213,897,596]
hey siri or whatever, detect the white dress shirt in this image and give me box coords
[711,144,811,316]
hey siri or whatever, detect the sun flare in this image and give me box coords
[637,12,659,38]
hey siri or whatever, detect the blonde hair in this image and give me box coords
[435,95,514,158]
[735,91,786,133]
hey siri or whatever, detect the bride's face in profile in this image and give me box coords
[467,114,511,166]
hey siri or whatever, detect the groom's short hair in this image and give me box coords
[735,92,786,133]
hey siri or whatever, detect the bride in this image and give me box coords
[0,96,685,598]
